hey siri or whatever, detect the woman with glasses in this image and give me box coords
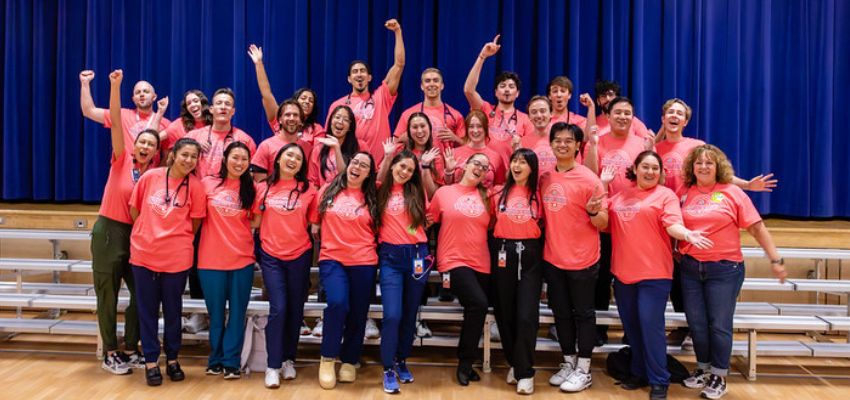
[443,110,507,188]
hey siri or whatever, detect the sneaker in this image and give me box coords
[312,318,324,337]
[166,361,185,381]
[490,323,501,342]
[300,320,312,336]
[549,361,575,386]
[145,366,163,386]
[184,313,207,334]
[338,362,357,383]
[265,368,281,388]
[700,374,727,399]
[223,367,241,380]
[415,320,432,338]
[506,367,517,385]
[365,318,380,339]
[205,365,223,375]
[383,369,401,394]
[517,377,534,394]
[118,351,145,369]
[282,360,297,380]
[548,325,559,341]
[395,360,413,383]
[666,328,688,346]
[683,368,708,389]
[318,357,336,389]
[650,384,668,400]
[559,369,592,392]
[681,335,694,351]
[101,353,132,375]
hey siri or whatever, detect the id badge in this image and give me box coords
[414,257,424,275]
[442,273,451,289]
[498,250,507,268]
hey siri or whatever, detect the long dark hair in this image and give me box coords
[377,150,426,230]
[267,143,309,191]
[405,112,433,152]
[216,141,256,210]
[497,148,540,220]
[320,105,360,180]
[291,87,319,127]
[318,152,380,231]
[179,89,212,132]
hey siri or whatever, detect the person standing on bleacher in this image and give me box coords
[89,69,164,375]
[678,144,786,400]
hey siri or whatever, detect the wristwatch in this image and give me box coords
[420,163,432,170]
[770,257,785,266]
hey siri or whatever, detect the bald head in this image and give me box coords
[132,80,156,111]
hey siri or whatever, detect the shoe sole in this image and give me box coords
[102,364,132,375]
[561,382,592,392]
[224,374,241,380]
[206,370,222,376]
[701,391,726,400]
[683,382,706,389]
[265,382,280,389]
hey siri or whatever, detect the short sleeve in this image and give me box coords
[732,187,762,229]
[659,190,684,228]
[129,171,149,211]
[428,189,444,224]
[376,82,397,112]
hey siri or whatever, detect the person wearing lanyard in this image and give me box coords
[313,152,380,389]
[548,76,588,128]
[428,153,492,386]
[464,35,534,159]
[592,80,650,138]
[393,68,466,149]
[309,105,361,189]
[518,94,597,173]
[254,143,318,388]
[197,141,258,380]
[159,90,212,154]
[488,148,543,394]
[678,144,786,400]
[185,88,257,179]
[80,70,171,156]
[539,123,608,393]
[375,150,430,393]
[325,19,405,164]
[443,110,508,189]
[379,112,443,197]
[91,69,160,375]
[251,99,313,181]
[603,150,712,400]
[128,136,207,386]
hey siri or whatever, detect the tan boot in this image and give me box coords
[338,363,357,383]
[318,357,337,389]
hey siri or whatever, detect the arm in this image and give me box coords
[585,187,608,229]
[733,174,778,192]
[464,35,500,111]
[377,138,397,182]
[420,148,442,198]
[80,70,106,124]
[579,93,597,136]
[746,221,787,282]
[247,44,280,122]
[130,206,140,222]
[442,148,458,185]
[581,94,600,173]
[666,224,713,249]
[383,19,405,95]
[108,70,125,159]
[251,213,263,229]
[149,96,169,131]
[192,218,203,234]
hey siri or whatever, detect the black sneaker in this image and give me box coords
[118,351,145,369]
[650,384,668,400]
[146,366,163,386]
[205,365,223,375]
[223,367,241,380]
[619,376,649,390]
[700,374,727,399]
[166,361,185,381]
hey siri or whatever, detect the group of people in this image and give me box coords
[80,22,786,400]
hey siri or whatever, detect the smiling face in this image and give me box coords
[132,81,156,111]
[463,154,490,184]
[509,155,531,184]
[277,146,304,179]
[391,157,416,185]
[693,152,718,186]
[609,101,634,136]
[408,115,431,148]
[184,93,204,119]
[466,115,487,144]
[597,89,617,111]
[172,144,200,177]
[279,104,303,135]
[662,102,690,135]
[548,84,571,113]
[420,71,444,100]
[347,63,372,93]
[296,91,315,117]
[550,129,578,161]
[635,154,662,189]
[330,108,352,139]
[134,132,159,165]
[225,147,250,179]
[211,93,235,126]
[495,78,519,105]
[528,99,552,131]
[346,153,372,187]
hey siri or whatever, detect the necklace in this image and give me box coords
[696,182,717,194]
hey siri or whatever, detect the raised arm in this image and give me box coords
[745,221,787,282]
[464,35,500,111]
[732,174,778,192]
[108,70,125,158]
[247,44,281,123]
[149,96,169,132]
[80,70,106,124]
[383,19,405,95]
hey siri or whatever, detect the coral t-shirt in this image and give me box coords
[251,134,313,175]
[608,184,682,284]
[379,184,428,245]
[450,144,508,188]
[128,167,207,272]
[102,108,170,155]
[551,111,587,128]
[308,144,343,189]
[393,102,466,150]
[490,185,542,240]
[162,118,208,153]
[598,132,648,196]
[256,179,319,261]
[596,114,650,139]
[197,177,259,270]
[99,151,148,224]
[428,184,491,274]
[326,82,397,165]
[679,183,762,262]
[540,165,607,270]
[185,126,257,178]
[655,137,705,196]
[520,132,557,175]
[480,101,534,158]
[317,187,378,266]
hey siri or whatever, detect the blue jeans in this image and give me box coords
[132,265,189,363]
[614,278,672,386]
[319,260,377,364]
[258,247,312,368]
[680,255,745,376]
[378,242,430,369]
[198,264,254,369]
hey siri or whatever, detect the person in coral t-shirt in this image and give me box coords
[250,100,314,181]
[184,88,257,179]
[443,110,508,189]
[160,90,212,154]
[393,68,466,151]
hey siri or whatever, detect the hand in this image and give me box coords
[685,230,714,250]
[772,262,787,284]
[425,212,435,228]
[108,69,123,84]
[443,148,457,172]
[420,148,440,166]
[480,34,501,59]
[200,140,211,154]
[247,44,263,64]
[643,136,655,151]
[585,187,606,215]
[156,96,169,114]
[435,127,460,144]
[600,165,616,185]
[310,224,320,241]
[316,136,340,149]
[80,70,95,84]
[382,137,400,156]
[746,173,778,192]
[511,134,521,151]
[384,19,401,32]
[579,93,594,109]
[587,125,599,146]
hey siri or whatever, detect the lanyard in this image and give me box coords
[164,168,190,208]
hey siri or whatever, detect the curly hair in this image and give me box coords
[625,150,666,186]
[681,144,735,187]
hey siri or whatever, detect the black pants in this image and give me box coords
[489,238,543,379]
[189,228,204,299]
[544,262,599,359]
[594,233,613,311]
[449,267,490,368]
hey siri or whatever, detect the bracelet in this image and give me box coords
[420,163,432,170]
[770,257,785,266]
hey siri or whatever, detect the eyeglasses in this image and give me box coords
[349,158,371,169]
[468,159,490,172]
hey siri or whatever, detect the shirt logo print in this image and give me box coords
[543,183,568,212]
[211,189,243,217]
[454,193,486,218]
[614,198,641,222]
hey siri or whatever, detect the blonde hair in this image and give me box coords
[682,144,735,187]
[656,98,693,143]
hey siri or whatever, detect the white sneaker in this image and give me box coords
[101,353,131,375]
[701,374,728,399]
[415,320,433,338]
[184,313,207,334]
[312,318,324,337]
[506,367,517,385]
[683,368,708,389]
[517,377,534,394]
[282,360,296,380]
[300,320,312,336]
[681,334,694,351]
[490,323,501,342]
[365,318,380,339]
[559,369,592,392]
[265,368,281,388]
[549,361,575,386]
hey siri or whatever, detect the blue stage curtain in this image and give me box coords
[1,0,848,217]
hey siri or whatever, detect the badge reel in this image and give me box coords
[498,243,507,268]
